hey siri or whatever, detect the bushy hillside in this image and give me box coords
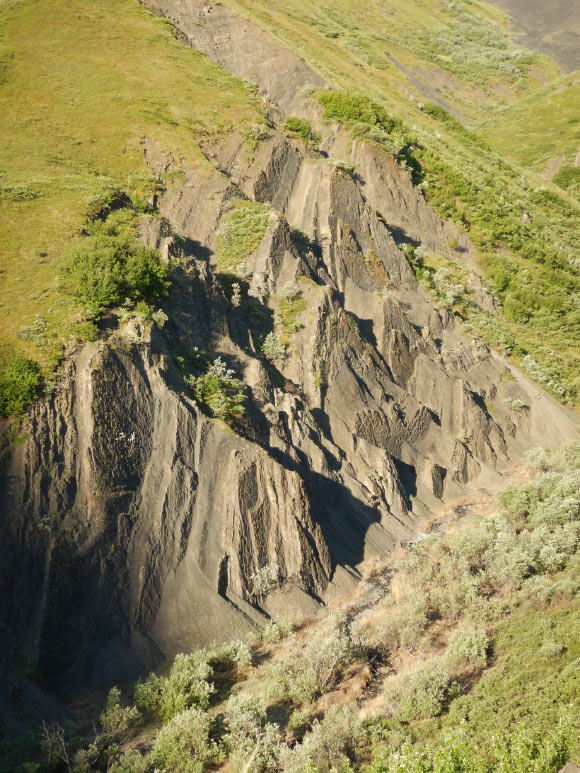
[6,443,580,770]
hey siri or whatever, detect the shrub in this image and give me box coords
[539,640,565,658]
[384,660,459,721]
[319,92,402,135]
[270,613,353,704]
[84,185,129,222]
[377,591,428,653]
[367,713,574,772]
[108,749,147,773]
[189,357,246,425]
[0,355,40,418]
[150,707,217,773]
[222,695,282,773]
[284,117,320,145]
[17,315,48,346]
[260,618,294,643]
[553,165,580,191]
[250,562,280,598]
[100,687,141,740]
[445,627,488,674]
[66,233,169,319]
[216,200,271,271]
[261,332,286,362]
[208,640,253,669]
[281,704,363,773]
[279,281,301,302]
[134,651,215,721]
[278,283,307,340]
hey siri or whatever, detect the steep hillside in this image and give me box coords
[1,0,580,767]
[6,445,580,770]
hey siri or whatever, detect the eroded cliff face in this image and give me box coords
[0,0,577,694]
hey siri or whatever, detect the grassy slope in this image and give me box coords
[0,0,261,374]
[480,72,580,174]
[222,0,557,124]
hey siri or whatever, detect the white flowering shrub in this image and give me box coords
[261,332,286,362]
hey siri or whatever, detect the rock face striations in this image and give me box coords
[0,0,577,693]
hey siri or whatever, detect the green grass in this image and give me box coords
[445,602,580,739]
[215,200,272,271]
[277,283,307,345]
[0,355,40,419]
[221,0,557,124]
[480,73,580,175]
[0,0,262,392]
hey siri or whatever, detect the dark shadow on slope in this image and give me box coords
[268,444,384,573]
[384,224,421,249]
[392,458,417,511]
[174,236,212,262]
[347,311,377,348]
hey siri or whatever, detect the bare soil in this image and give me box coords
[485,0,580,73]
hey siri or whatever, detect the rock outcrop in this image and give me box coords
[0,0,577,696]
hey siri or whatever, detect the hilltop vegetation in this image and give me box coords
[7,443,580,770]
[0,0,262,413]
[223,0,557,123]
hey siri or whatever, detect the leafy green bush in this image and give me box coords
[281,704,363,773]
[261,332,286,362]
[134,651,215,721]
[208,640,253,669]
[66,233,169,319]
[100,687,141,740]
[377,591,428,653]
[222,695,282,773]
[134,642,251,723]
[319,92,402,134]
[367,711,574,773]
[278,281,307,340]
[150,707,218,773]
[0,355,40,418]
[553,165,580,191]
[270,613,353,704]
[107,749,148,773]
[85,184,129,222]
[284,116,321,145]
[384,660,459,721]
[188,356,246,426]
[445,627,488,674]
[260,618,294,643]
[319,91,422,181]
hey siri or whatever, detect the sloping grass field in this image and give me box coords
[0,0,261,377]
